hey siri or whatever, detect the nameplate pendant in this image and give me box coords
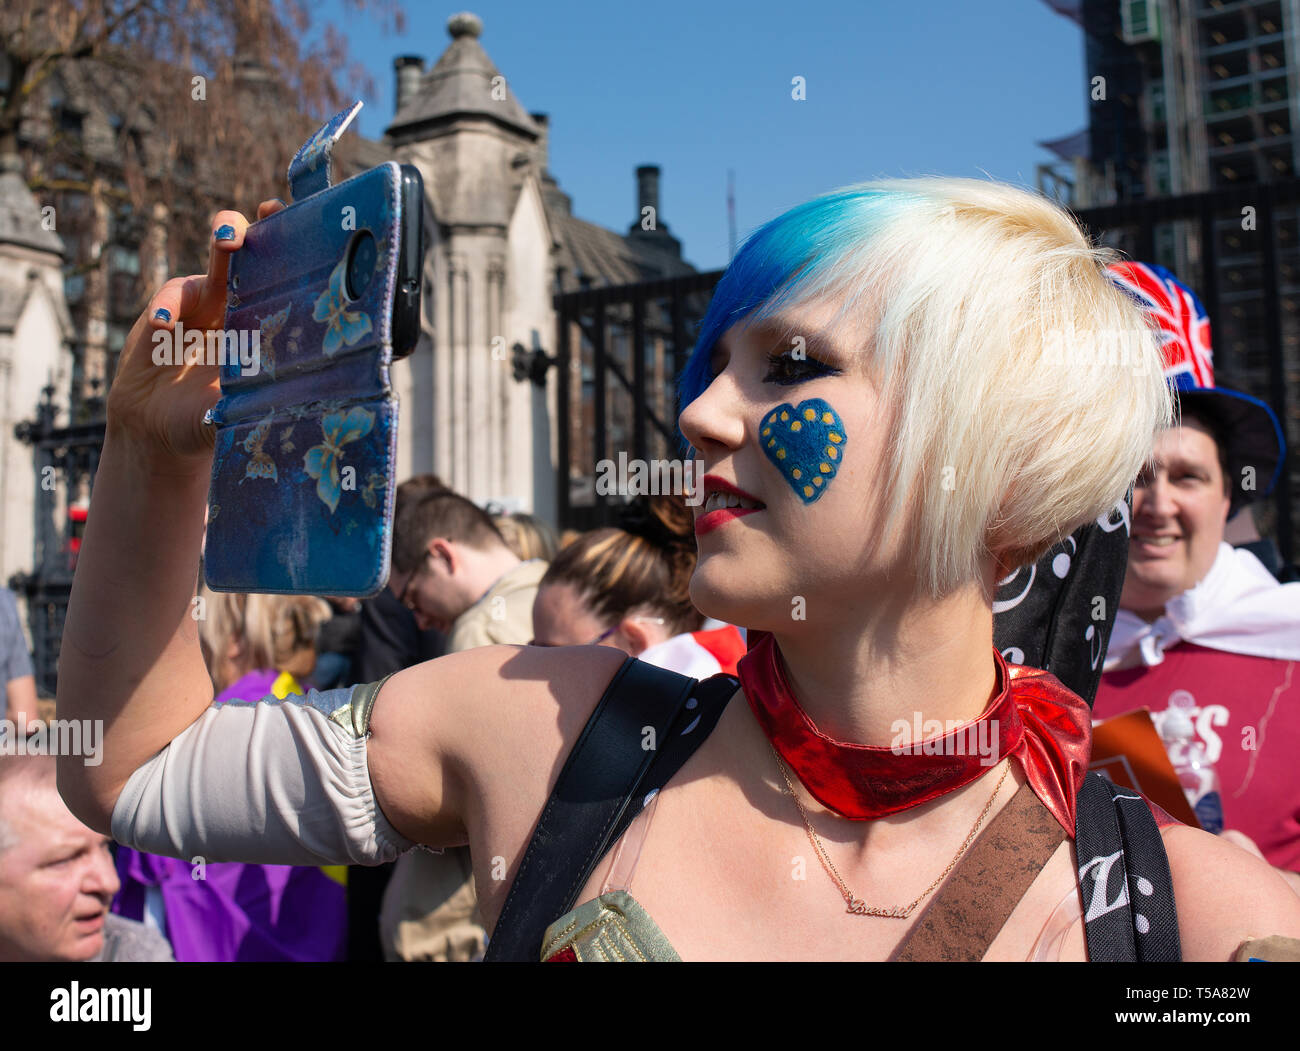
[846,898,912,918]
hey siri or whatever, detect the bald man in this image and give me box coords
[0,754,172,961]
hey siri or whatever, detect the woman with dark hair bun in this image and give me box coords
[531,494,746,678]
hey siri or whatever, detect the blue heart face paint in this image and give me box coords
[760,398,847,503]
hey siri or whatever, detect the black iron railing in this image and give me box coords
[554,270,722,531]
[9,384,105,696]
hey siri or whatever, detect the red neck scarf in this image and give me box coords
[736,630,1091,835]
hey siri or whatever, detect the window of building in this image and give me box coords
[1257,1,1282,36]
[1151,151,1172,195]
[1121,0,1159,43]
[64,273,86,304]
[107,323,128,353]
[1208,84,1253,114]
[107,244,140,276]
[1201,9,1247,50]
[1260,76,1288,105]
[109,270,139,317]
[1147,83,1166,124]
[1259,40,1286,70]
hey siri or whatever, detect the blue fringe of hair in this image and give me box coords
[676,185,903,427]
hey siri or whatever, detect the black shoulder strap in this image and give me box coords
[484,658,736,962]
[1075,772,1181,961]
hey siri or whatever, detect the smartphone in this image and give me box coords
[202,106,424,597]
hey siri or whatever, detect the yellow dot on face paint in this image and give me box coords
[827,446,837,460]
[792,468,801,479]
[790,420,802,432]
[767,413,777,424]
[804,407,816,421]
[820,462,831,473]
[780,411,789,421]
[803,485,814,498]
[762,427,771,437]
[776,448,786,459]
[822,412,833,424]
[767,438,776,448]
[813,476,823,486]
[829,432,843,443]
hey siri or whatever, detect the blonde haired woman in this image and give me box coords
[197,586,331,702]
[62,177,1300,962]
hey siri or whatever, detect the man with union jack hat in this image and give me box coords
[1094,262,1300,892]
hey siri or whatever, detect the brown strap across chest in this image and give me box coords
[888,780,1067,962]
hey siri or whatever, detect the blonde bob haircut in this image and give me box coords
[678,176,1175,598]
[196,583,332,691]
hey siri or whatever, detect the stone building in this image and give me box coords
[1,11,696,667]
[382,11,695,515]
[0,156,75,599]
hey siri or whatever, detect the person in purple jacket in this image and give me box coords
[112,589,347,961]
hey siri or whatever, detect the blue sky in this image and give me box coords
[321,0,1086,271]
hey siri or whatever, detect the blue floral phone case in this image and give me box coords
[203,102,406,596]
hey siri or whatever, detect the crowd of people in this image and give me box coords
[0,481,746,962]
[3,176,1300,962]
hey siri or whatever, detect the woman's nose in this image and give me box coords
[678,362,748,455]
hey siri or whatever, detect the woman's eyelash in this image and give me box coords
[762,350,839,385]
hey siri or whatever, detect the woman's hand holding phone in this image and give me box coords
[59,197,286,833]
[106,199,286,461]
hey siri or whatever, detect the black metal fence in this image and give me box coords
[8,384,105,696]
[554,270,722,531]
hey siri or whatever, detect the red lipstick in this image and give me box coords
[696,475,765,537]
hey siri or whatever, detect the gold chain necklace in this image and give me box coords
[771,744,1011,918]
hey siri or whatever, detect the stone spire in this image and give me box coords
[0,157,64,258]
[386,12,538,143]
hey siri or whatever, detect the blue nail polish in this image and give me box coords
[153,307,172,322]
[214,224,236,242]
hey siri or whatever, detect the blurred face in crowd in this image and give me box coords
[531,583,616,648]
[1121,416,1232,621]
[390,539,480,635]
[0,768,120,962]
[530,583,672,653]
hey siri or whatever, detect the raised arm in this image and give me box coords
[56,205,268,831]
[55,202,630,877]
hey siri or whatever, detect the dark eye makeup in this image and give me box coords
[762,349,841,385]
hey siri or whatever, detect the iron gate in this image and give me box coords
[8,383,104,696]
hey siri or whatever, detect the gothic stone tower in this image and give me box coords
[385,13,556,518]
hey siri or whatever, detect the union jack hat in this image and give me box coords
[1107,261,1285,513]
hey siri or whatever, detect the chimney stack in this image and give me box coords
[636,165,660,224]
[394,55,425,115]
[530,112,550,173]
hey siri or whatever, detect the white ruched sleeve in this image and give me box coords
[110,679,415,866]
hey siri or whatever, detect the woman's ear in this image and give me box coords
[618,618,653,657]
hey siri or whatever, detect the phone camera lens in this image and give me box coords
[344,230,377,301]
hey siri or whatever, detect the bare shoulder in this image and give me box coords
[1162,823,1300,961]
[365,643,629,856]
